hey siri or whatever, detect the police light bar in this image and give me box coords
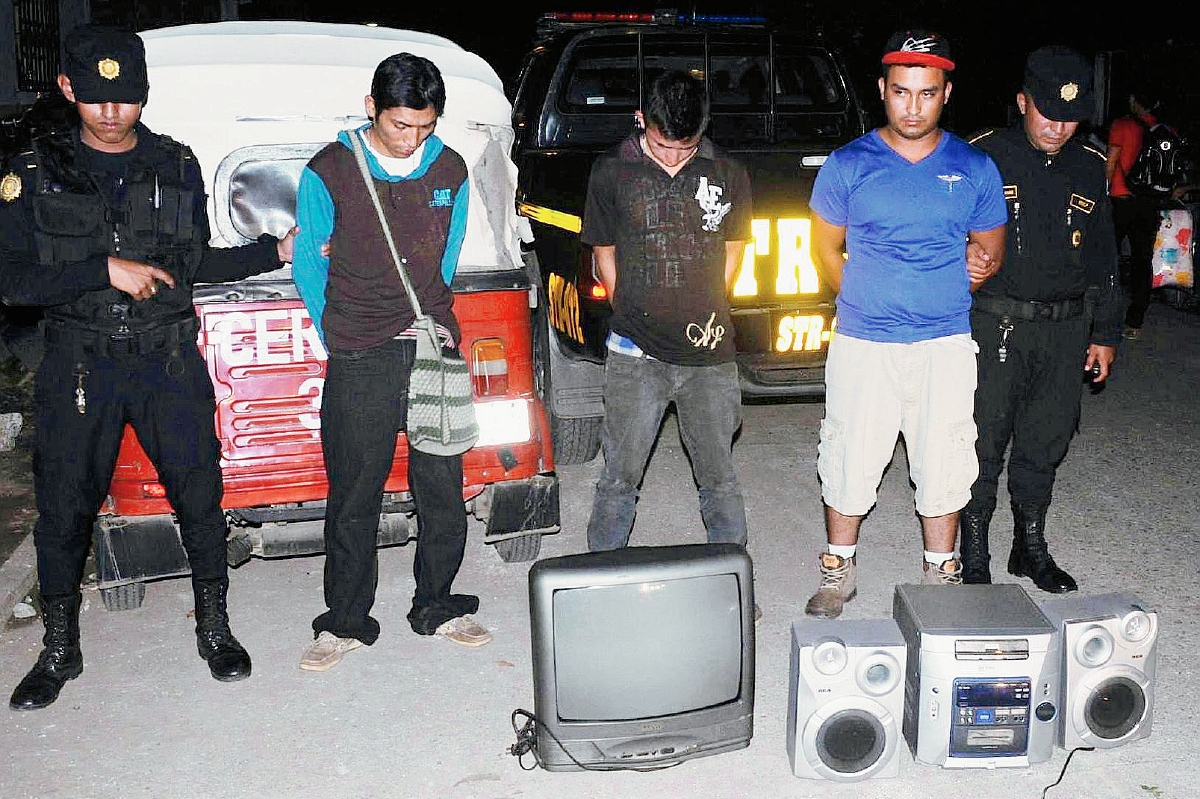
[540,9,767,26]
[541,11,655,24]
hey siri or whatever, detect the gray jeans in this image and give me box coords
[586,352,748,551]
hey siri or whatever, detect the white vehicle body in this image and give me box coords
[140,21,529,272]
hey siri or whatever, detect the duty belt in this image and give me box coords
[44,315,199,357]
[972,294,1086,322]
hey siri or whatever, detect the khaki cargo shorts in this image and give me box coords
[817,332,979,518]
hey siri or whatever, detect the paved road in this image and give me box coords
[1,302,1197,799]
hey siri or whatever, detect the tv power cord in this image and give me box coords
[507,708,681,773]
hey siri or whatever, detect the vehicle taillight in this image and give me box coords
[141,482,168,499]
[471,338,509,397]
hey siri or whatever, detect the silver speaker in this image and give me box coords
[1041,593,1158,750]
[787,618,907,781]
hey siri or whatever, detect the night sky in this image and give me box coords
[237,0,1198,136]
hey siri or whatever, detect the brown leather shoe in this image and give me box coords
[921,557,964,585]
[804,553,857,619]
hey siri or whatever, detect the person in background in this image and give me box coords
[1106,91,1164,340]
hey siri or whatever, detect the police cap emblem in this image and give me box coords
[0,172,21,203]
[1060,82,1079,102]
[98,58,121,80]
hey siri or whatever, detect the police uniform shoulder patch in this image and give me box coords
[0,171,22,202]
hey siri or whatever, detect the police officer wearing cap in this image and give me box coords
[963,46,1121,592]
[0,25,295,710]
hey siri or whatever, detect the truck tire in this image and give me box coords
[532,299,602,465]
[100,582,146,611]
[492,532,542,563]
[551,414,602,465]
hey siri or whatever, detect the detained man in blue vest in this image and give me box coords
[292,53,491,672]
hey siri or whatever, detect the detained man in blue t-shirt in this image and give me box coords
[804,30,1008,618]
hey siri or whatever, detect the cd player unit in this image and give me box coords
[893,584,1060,768]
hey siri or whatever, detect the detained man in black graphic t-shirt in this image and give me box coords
[580,70,752,552]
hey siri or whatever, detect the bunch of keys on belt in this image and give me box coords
[997,317,1014,363]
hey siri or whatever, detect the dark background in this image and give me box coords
[215,0,1200,138]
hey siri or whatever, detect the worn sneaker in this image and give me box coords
[435,615,493,648]
[299,631,363,672]
[805,553,857,619]
[1122,325,1143,341]
[922,557,964,586]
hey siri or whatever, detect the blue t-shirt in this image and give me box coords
[810,129,1007,343]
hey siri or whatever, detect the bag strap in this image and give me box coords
[348,129,427,321]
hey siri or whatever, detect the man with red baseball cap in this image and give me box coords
[803,29,1007,618]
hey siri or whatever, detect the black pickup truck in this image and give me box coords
[510,10,870,463]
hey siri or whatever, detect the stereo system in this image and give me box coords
[893,584,1060,768]
[786,585,1158,779]
[787,619,907,781]
[1040,593,1158,751]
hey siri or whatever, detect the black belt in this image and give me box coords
[44,316,198,357]
[972,294,1086,322]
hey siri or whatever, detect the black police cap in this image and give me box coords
[63,25,149,105]
[1023,46,1094,122]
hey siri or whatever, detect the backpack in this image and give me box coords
[1127,120,1187,197]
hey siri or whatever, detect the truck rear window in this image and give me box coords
[549,32,849,149]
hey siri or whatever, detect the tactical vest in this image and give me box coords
[28,127,203,333]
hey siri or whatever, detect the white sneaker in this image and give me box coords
[299,631,363,671]
[434,615,492,647]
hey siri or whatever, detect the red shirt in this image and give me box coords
[1107,113,1156,197]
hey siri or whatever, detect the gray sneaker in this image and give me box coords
[805,553,857,618]
[300,631,363,672]
[922,557,964,585]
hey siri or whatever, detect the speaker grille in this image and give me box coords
[816,709,886,774]
[1085,677,1147,741]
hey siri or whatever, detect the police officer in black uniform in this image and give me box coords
[962,46,1121,591]
[0,26,295,710]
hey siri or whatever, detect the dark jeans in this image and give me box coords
[586,352,747,552]
[32,341,228,596]
[313,338,476,645]
[965,309,1088,514]
[1114,195,1162,329]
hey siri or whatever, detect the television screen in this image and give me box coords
[553,574,742,721]
[528,543,755,771]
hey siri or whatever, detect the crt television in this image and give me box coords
[528,543,755,771]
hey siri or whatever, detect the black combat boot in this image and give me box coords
[1008,504,1078,593]
[959,508,994,584]
[193,577,252,682]
[10,592,84,710]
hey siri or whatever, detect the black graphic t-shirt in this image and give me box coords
[581,135,751,365]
